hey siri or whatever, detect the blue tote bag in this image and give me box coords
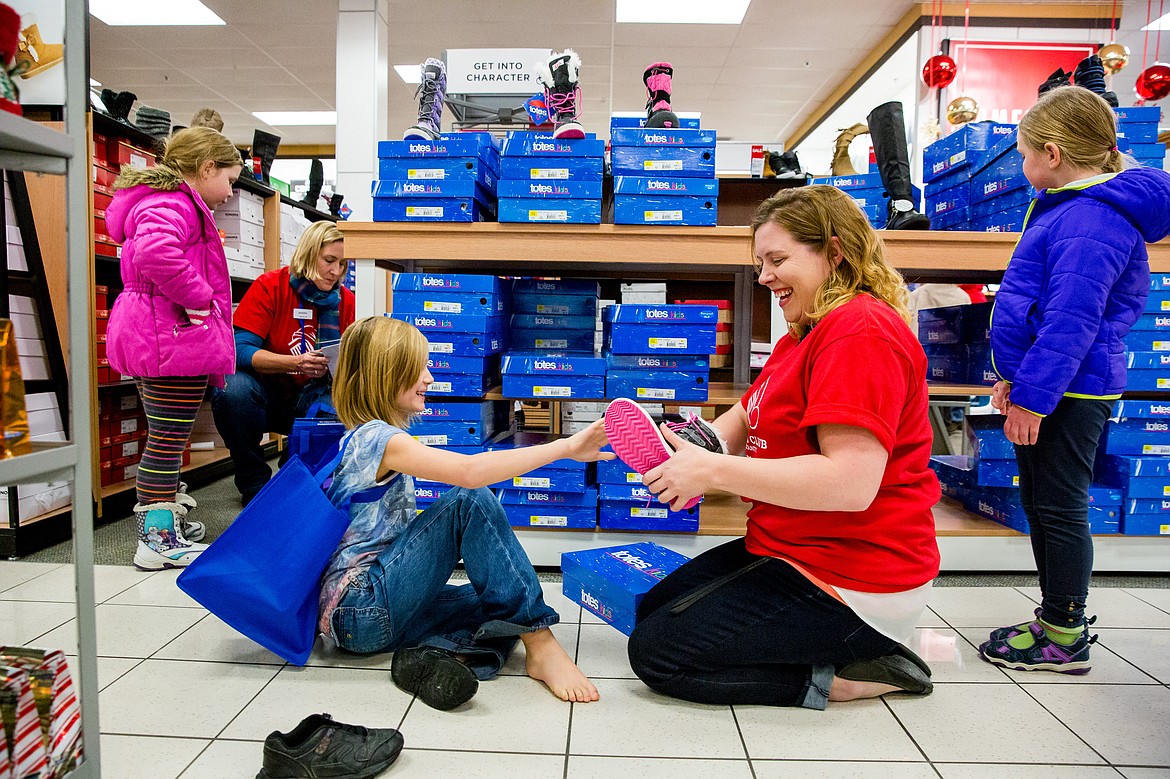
[177,435,385,664]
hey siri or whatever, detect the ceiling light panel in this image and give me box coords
[90,0,226,26]
[616,0,751,25]
[252,111,338,126]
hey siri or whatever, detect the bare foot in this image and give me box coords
[521,628,600,703]
[828,676,902,702]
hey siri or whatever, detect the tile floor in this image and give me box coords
[2,562,1169,778]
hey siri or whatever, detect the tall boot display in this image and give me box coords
[866,101,930,230]
[302,158,323,209]
[251,129,281,185]
[643,62,679,129]
[831,123,868,176]
[403,58,446,141]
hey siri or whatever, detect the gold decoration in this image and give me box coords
[1099,43,1130,75]
[947,96,979,125]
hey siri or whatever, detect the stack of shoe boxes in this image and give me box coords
[677,298,732,367]
[496,134,604,224]
[501,353,606,401]
[922,122,1015,232]
[809,172,888,229]
[610,127,718,226]
[969,127,1034,233]
[1115,106,1165,169]
[372,133,499,222]
[390,272,508,399]
[916,302,994,385]
[561,542,690,635]
[279,201,312,266]
[491,431,598,530]
[409,401,509,511]
[215,189,266,280]
[1096,400,1170,535]
[602,304,716,402]
[508,278,600,354]
[1125,275,1170,391]
[597,444,700,533]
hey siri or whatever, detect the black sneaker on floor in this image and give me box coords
[256,713,403,779]
[391,646,479,710]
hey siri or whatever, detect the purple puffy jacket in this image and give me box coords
[105,169,234,388]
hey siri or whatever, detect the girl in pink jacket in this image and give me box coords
[105,127,243,570]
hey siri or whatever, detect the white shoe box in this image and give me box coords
[561,419,595,435]
[221,218,264,249]
[6,225,26,272]
[621,282,667,294]
[621,291,667,304]
[0,482,72,522]
[25,392,63,439]
[9,311,41,340]
[215,190,265,225]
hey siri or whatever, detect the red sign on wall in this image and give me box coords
[943,40,1097,130]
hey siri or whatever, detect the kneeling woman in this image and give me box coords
[627,186,940,709]
[212,220,355,504]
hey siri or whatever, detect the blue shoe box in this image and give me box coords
[599,499,700,532]
[501,374,605,400]
[970,203,1029,233]
[1119,122,1161,143]
[918,302,992,345]
[974,456,1019,488]
[415,399,500,424]
[499,156,604,181]
[426,372,494,398]
[408,418,497,447]
[501,502,597,529]
[930,208,971,231]
[561,542,691,636]
[496,179,603,199]
[492,468,589,493]
[605,304,719,325]
[498,487,598,508]
[500,133,606,158]
[511,328,595,353]
[1129,313,1170,331]
[965,414,1016,460]
[1151,274,1170,291]
[929,454,975,502]
[810,172,885,191]
[1147,289,1170,315]
[1100,419,1170,456]
[379,133,500,160]
[963,487,1029,533]
[597,456,643,486]
[393,273,505,296]
[424,332,504,358]
[487,432,590,478]
[970,186,1032,220]
[614,176,719,197]
[605,370,709,402]
[1126,351,1170,391]
[390,311,505,335]
[1114,105,1162,123]
[610,128,717,148]
[414,478,457,506]
[373,179,495,201]
[377,158,498,189]
[502,352,606,375]
[923,122,1014,183]
[1096,454,1170,498]
[1120,513,1170,535]
[613,195,718,226]
[1129,143,1167,161]
[1123,329,1170,352]
[925,185,970,222]
[1111,399,1170,419]
[512,278,600,297]
[854,201,884,225]
[497,198,602,224]
[394,290,507,317]
[605,353,710,371]
[966,344,997,386]
[924,344,966,383]
[611,146,716,178]
[610,113,701,129]
[513,292,597,316]
[604,323,716,355]
[372,195,494,222]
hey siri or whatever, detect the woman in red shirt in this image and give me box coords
[626,186,940,709]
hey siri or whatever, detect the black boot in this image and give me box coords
[867,101,930,231]
[1037,68,1071,97]
[301,158,323,209]
[328,193,344,218]
[775,151,803,180]
[250,129,281,185]
[108,90,136,123]
[1073,55,1119,107]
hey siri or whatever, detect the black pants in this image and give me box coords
[627,538,896,709]
[1014,396,1112,629]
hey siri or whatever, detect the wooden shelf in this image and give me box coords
[98,446,234,499]
[929,383,994,396]
[234,176,277,199]
[279,194,337,223]
[485,382,750,406]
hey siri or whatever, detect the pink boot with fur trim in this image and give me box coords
[644,62,678,129]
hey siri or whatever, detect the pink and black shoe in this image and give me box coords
[644,62,678,129]
[536,49,584,140]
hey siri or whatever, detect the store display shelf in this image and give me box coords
[91,111,159,153]
[2,505,70,531]
[280,194,336,223]
[98,446,235,499]
[484,382,751,407]
[929,383,994,396]
[0,113,73,173]
[0,443,79,486]
[234,176,276,199]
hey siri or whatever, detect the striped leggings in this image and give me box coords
[135,376,208,505]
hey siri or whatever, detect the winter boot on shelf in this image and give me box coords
[643,62,679,129]
[328,193,344,218]
[831,122,868,176]
[251,129,281,185]
[174,481,205,543]
[133,501,208,571]
[774,151,803,179]
[1037,67,1071,97]
[403,58,446,141]
[1073,54,1119,107]
[0,4,22,115]
[536,49,584,139]
[301,158,324,209]
[762,151,777,177]
[14,23,63,79]
[867,101,930,230]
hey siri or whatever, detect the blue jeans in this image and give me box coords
[212,370,328,501]
[330,487,559,680]
[1014,396,1112,628]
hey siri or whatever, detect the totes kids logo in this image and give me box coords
[607,549,672,580]
[421,276,451,288]
[1149,405,1170,414]
[579,588,613,620]
[647,180,673,190]
[533,359,563,371]
[401,183,430,194]
[530,184,554,194]
[532,141,560,152]
[638,357,664,367]
[644,309,672,319]
[643,133,671,144]
[526,492,554,501]
[409,143,445,154]
[1145,422,1169,432]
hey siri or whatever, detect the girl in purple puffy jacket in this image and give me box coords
[105,127,243,570]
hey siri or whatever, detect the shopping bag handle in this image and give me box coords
[311,430,392,511]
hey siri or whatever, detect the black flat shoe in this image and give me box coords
[391,646,479,710]
[838,654,933,695]
[890,642,932,677]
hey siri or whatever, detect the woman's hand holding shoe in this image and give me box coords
[642,425,712,511]
[292,350,329,379]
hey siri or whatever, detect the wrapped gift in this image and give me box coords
[0,665,48,779]
[0,648,81,778]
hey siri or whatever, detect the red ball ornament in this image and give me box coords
[922,54,958,89]
[1135,62,1170,102]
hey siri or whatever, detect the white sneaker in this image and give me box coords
[133,502,208,571]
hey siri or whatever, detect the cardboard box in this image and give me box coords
[502,502,597,529]
[613,195,717,226]
[499,133,605,158]
[501,374,604,400]
[496,179,603,199]
[922,122,1014,183]
[512,292,597,316]
[425,373,493,398]
[377,158,498,189]
[561,542,691,635]
[965,414,1016,460]
[378,133,500,160]
[393,272,505,296]
[511,328,594,353]
[372,195,495,223]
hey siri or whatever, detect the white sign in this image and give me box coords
[444,48,550,95]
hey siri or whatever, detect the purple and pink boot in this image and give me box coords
[644,62,679,129]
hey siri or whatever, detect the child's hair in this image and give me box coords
[334,316,429,429]
[1018,86,1123,174]
[190,107,225,131]
[751,185,912,338]
[289,221,345,283]
[114,126,243,191]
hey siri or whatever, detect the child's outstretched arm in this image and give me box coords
[375,418,614,487]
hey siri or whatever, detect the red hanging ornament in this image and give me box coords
[923,54,958,89]
[1135,62,1170,101]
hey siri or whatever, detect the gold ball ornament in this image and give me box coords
[947,96,979,125]
[1099,43,1130,75]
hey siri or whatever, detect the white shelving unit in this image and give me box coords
[0,0,101,773]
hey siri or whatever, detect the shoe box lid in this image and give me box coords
[612,195,718,226]
[923,121,1014,183]
[598,502,700,533]
[610,112,702,129]
[603,303,718,324]
[610,146,715,178]
[1117,122,1160,143]
[372,179,496,203]
[561,542,691,623]
[810,172,885,191]
[504,502,598,529]
[392,272,505,296]
[970,186,1032,219]
[1114,105,1162,123]
[609,128,716,148]
[501,373,605,401]
[378,133,500,159]
[377,155,499,188]
[612,176,719,197]
[496,197,602,224]
[512,278,600,297]
[502,351,607,376]
[388,311,505,334]
[604,353,709,371]
[500,132,605,158]
[414,399,500,425]
[497,487,598,507]
[496,179,602,199]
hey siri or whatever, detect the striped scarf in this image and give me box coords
[290,274,341,346]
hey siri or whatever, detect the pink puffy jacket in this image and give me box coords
[105,170,234,387]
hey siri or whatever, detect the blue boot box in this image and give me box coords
[1128,143,1167,161]
[606,369,709,402]
[501,374,605,400]
[372,196,494,223]
[497,198,602,224]
[511,327,595,353]
[377,157,498,189]
[1096,454,1170,498]
[610,128,717,148]
[426,372,494,398]
[611,146,716,178]
[393,290,508,317]
[499,132,606,158]
[599,501,700,532]
[561,542,691,635]
[605,353,710,371]
[962,488,1029,533]
[810,172,884,191]
[925,186,970,222]
[1123,330,1170,352]
[1126,367,1170,392]
[1152,274,1170,291]
[487,432,590,472]
[496,179,603,199]
[502,502,597,529]
[1111,399,1170,419]
[510,314,597,331]
[614,176,719,197]
[414,479,457,505]
[499,156,603,181]
[512,292,597,316]
[597,457,643,485]
[604,323,716,355]
[512,278,600,297]
[1120,512,1170,535]
[930,208,971,231]
[613,195,718,226]
[392,273,505,296]
[415,399,500,424]
[923,122,1014,183]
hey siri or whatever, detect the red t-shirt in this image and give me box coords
[232,265,356,388]
[740,293,940,592]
